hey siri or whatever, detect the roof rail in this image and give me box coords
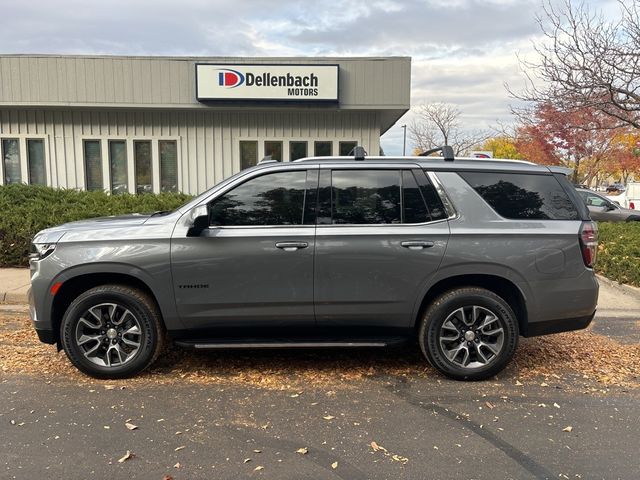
[258,155,278,165]
[419,145,454,161]
[349,146,367,161]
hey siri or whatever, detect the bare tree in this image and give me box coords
[409,103,489,156]
[511,0,640,129]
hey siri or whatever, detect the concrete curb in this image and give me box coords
[1,291,29,304]
[596,274,640,298]
[0,268,30,305]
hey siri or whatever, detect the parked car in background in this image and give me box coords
[606,183,626,194]
[577,188,640,222]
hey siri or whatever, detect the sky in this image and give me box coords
[0,0,619,155]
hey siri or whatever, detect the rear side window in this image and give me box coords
[460,172,579,220]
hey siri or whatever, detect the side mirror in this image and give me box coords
[605,204,616,211]
[186,205,209,237]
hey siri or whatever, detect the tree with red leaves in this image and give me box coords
[515,103,621,184]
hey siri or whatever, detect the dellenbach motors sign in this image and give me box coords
[196,64,339,102]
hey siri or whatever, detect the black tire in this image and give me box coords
[419,287,518,381]
[60,284,165,379]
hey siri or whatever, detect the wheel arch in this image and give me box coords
[415,274,528,336]
[50,271,165,348]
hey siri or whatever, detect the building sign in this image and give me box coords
[196,64,338,102]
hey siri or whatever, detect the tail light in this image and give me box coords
[579,221,598,268]
[630,202,635,210]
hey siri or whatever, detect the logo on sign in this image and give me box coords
[218,69,245,88]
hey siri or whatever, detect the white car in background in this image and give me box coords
[606,182,639,210]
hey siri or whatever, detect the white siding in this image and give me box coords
[0,108,379,195]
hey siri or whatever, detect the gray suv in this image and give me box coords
[28,152,599,381]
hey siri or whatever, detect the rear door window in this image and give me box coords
[331,170,402,224]
[317,169,446,225]
[460,172,579,220]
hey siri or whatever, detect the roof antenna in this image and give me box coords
[350,146,367,161]
[419,145,455,161]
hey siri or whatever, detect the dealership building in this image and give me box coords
[0,55,410,195]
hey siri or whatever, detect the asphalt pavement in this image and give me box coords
[1,278,639,480]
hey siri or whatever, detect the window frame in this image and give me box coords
[108,139,129,195]
[79,136,181,193]
[0,134,50,186]
[239,140,259,170]
[263,140,283,162]
[315,164,452,227]
[314,141,333,157]
[26,138,47,185]
[289,141,308,162]
[158,139,179,193]
[203,166,320,230]
[338,141,358,156]
[582,191,617,209]
[133,140,154,194]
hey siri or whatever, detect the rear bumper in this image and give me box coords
[523,310,595,337]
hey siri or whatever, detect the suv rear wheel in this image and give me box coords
[419,287,518,381]
[60,285,165,379]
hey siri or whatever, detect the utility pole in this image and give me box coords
[401,124,407,156]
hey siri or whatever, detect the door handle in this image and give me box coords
[401,240,435,250]
[275,241,308,251]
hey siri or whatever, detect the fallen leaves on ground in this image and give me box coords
[296,447,308,455]
[1,312,638,391]
[562,426,573,432]
[125,422,138,431]
[117,451,134,463]
[370,441,408,464]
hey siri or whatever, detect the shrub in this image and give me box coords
[0,184,191,267]
[595,221,640,287]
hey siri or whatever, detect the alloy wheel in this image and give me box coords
[438,305,505,369]
[74,303,143,367]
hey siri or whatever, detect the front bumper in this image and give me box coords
[28,281,56,345]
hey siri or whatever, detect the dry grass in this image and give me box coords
[1,313,638,391]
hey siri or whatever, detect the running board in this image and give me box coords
[175,339,402,350]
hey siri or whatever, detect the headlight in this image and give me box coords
[30,243,56,260]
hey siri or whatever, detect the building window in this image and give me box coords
[290,141,307,161]
[84,140,103,191]
[339,141,357,156]
[264,141,282,161]
[2,138,21,184]
[159,140,178,192]
[27,139,46,185]
[134,140,152,194]
[314,141,332,157]
[109,140,128,194]
[240,141,258,170]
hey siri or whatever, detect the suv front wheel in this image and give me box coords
[419,287,518,381]
[60,285,165,379]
